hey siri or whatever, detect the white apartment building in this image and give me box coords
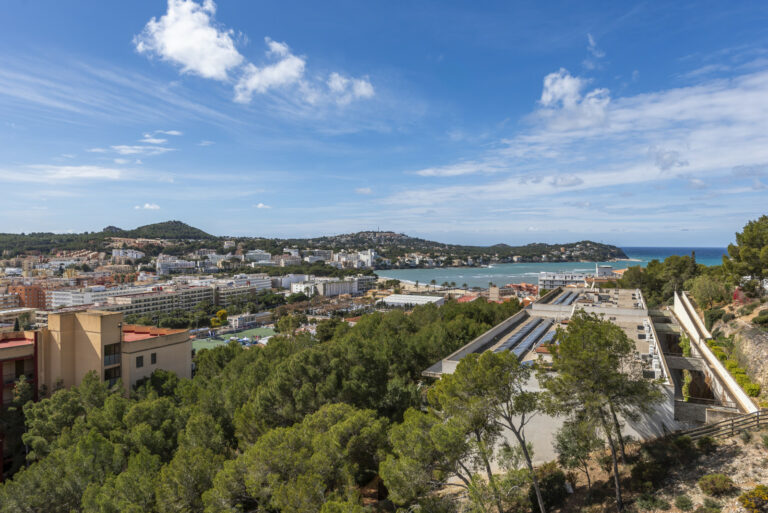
[245,249,272,263]
[351,275,376,293]
[291,281,317,296]
[316,280,357,297]
[537,272,588,289]
[156,256,195,275]
[49,285,152,308]
[112,249,145,260]
[275,274,311,289]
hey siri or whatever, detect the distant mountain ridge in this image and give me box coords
[103,221,214,240]
[0,223,626,261]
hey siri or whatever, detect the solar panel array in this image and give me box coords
[512,319,553,357]
[536,330,556,347]
[552,291,579,305]
[494,317,543,353]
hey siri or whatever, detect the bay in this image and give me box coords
[375,247,727,289]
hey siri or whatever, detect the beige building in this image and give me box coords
[0,310,192,396]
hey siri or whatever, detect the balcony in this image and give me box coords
[104,353,121,367]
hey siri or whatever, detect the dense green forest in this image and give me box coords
[0,299,522,512]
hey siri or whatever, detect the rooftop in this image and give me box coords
[122,324,187,342]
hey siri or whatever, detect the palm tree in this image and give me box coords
[430,279,437,291]
[450,281,456,289]
[462,283,468,290]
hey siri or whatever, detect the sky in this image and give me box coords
[1,1,767,246]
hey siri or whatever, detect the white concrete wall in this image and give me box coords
[673,292,757,413]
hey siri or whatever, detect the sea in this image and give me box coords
[374,247,728,289]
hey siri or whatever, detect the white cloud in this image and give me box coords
[198,140,215,146]
[114,158,130,164]
[649,146,689,171]
[587,33,605,59]
[255,202,271,209]
[140,135,168,144]
[134,0,243,80]
[385,66,768,224]
[0,165,124,182]
[135,1,375,109]
[540,68,585,109]
[234,39,306,103]
[135,203,161,210]
[111,145,174,156]
[355,187,373,194]
[157,129,183,136]
[550,175,584,187]
[327,72,375,105]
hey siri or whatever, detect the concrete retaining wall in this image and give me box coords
[673,292,757,413]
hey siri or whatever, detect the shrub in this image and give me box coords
[694,498,722,513]
[696,436,717,454]
[528,461,568,512]
[705,309,725,330]
[744,383,762,397]
[698,473,734,496]
[636,493,671,511]
[739,485,768,513]
[630,460,667,490]
[741,430,753,443]
[675,495,694,512]
[673,435,694,452]
[738,303,759,316]
[762,433,768,450]
[722,313,735,323]
[754,311,768,327]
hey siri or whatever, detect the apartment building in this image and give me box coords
[9,285,48,309]
[40,310,191,392]
[0,294,20,310]
[49,286,150,308]
[104,286,215,317]
[214,283,271,307]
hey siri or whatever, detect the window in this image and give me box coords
[136,356,144,368]
[104,343,121,366]
[151,353,157,365]
[104,366,121,387]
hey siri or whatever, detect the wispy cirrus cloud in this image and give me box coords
[0,165,125,183]
[391,64,768,235]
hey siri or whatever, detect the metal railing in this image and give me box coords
[671,410,764,440]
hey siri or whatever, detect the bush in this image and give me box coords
[636,493,671,511]
[630,460,667,490]
[738,303,759,316]
[528,462,568,512]
[698,473,734,496]
[762,434,768,450]
[673,435,694,452]
[741,430,753,443]
[722,313,735,323]
[744,383,762,397]
[705,309,725,330]
[696,436,717,454]
[739,485,768,513]
[675,495,694,511]
[754,311,768,327]
[694,498,722,513]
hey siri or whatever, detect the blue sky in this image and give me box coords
[1,1,767,246]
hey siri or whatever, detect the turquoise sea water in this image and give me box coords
[375,247,727,289]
